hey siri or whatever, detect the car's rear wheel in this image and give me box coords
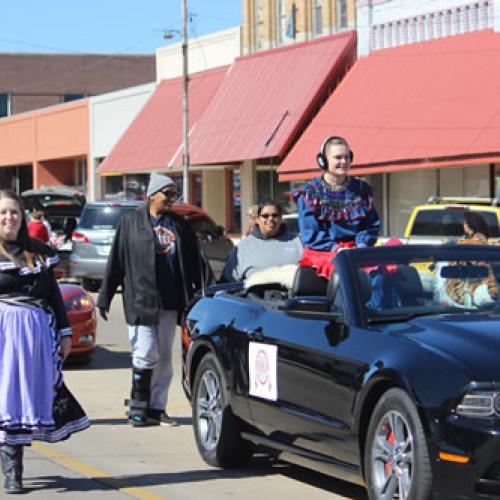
[192,352,252,468]
[364,388,432,500]
[82,278,101,292]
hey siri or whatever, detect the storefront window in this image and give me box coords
[256,168,291,212]
[0,166,32,193]
[125,174,148,200]
[103,176,125,200]
[389,169,435,237]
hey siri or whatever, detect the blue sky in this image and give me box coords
[0,1,241,54]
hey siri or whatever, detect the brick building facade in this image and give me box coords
[0,53,156,116]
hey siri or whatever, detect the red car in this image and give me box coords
[59,283,97,363]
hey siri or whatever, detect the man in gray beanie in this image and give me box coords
[98,171,205,427]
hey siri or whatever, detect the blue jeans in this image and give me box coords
[127,310,177,412]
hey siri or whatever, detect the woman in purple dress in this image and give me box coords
[0,190,89,494]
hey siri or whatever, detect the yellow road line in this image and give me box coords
[32,442,165,500]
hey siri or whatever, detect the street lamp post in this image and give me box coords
[181,0,190,204]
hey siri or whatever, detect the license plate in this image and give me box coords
[97,245,111,256]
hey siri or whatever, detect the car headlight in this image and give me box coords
[456,391,500,417]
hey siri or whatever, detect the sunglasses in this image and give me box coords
[160,190,178,199]
[259,213,281,219]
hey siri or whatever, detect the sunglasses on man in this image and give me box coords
[160,189,178,199]
[259,213,281,219]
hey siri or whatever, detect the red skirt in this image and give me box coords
[299,242,356,279]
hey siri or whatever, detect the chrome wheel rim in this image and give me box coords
[196,369,222,452]
[371,410,414,500]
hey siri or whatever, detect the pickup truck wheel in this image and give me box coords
[364,388,432,500]
[192,352,252,468]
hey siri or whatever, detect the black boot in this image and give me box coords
[124,368,153,427]
[0,444,23,494]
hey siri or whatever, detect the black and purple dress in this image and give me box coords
[0,241,89,446]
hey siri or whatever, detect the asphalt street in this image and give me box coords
[19,292,367,499]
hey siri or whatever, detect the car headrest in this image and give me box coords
[391,265,425,305]
[290,266,328,297]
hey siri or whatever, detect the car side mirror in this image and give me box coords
[282,296,342,322]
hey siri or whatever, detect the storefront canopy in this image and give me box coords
[279,29,500,181]
[180,31,357,166]
[97,66,228,174]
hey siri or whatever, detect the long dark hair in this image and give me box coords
[0,190,36,265]
[464,211,489,238]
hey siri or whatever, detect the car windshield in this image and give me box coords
[79,206,136,230]
[411,209,500,238]
[351,246,500,322]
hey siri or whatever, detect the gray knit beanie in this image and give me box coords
[146,172,176,198]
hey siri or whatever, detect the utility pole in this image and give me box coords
[182,0,190,203]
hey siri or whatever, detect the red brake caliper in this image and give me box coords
[385,430,395,476]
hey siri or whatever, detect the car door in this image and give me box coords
[245,294,371,466]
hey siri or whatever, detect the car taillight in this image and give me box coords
[72,231,90,243]
[64,291,94,312]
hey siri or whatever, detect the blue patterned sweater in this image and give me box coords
[292,176,381,251]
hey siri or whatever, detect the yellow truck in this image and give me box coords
[403,197,500,244]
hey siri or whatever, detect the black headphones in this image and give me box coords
[316,136,354,170]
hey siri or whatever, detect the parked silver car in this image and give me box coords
[70,200,234,291]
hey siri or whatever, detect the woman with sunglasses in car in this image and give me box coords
[292,136,381,278]
[0,190,89,494]
[221,200,303,282]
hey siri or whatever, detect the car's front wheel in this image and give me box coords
[192,352,252,468]
[364,388,432,500]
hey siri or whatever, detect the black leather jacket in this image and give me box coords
[97,205,205,326]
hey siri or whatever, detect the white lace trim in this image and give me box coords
[0,254,60,274]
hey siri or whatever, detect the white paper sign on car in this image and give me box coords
[248,342,277,401]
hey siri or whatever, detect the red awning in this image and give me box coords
[97,66,228,174]
[279,30,500,181]
[181,31,356,166]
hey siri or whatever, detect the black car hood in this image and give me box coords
[406,315,500,381]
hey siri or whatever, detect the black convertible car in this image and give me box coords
[182,245,500,500]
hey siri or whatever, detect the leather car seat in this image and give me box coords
[290,266,328,297]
